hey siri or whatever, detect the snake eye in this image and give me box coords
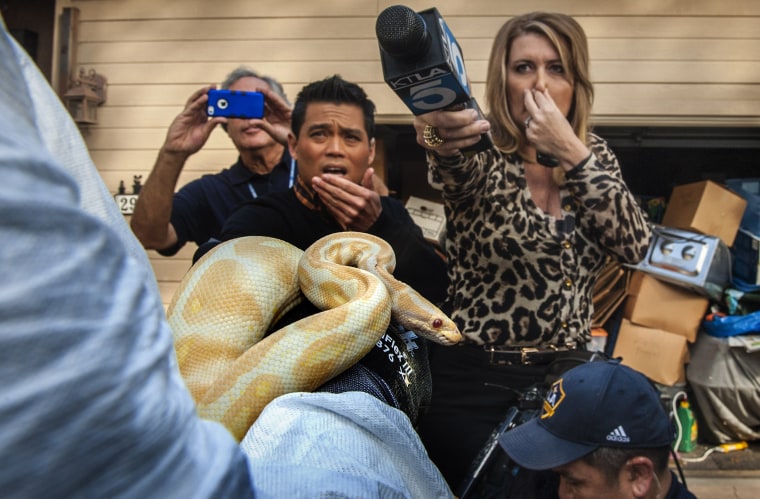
[432,318,443,329]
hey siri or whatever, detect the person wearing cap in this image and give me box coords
[499,360,696,498]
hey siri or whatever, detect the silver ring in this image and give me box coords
[423,124,445,148]
[524,116,532,128]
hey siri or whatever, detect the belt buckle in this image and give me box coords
[486,346,541,365]
[486,346,514,365]
[520,347,539,365]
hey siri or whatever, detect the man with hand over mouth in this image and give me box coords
[209,74,447,307]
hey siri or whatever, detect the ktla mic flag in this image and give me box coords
[375,5,470,113]
[375,5,491,154]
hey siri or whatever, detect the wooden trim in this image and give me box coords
[56,6,78,97]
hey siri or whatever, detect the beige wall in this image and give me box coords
[53,0,760,306]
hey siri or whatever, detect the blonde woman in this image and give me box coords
[413,12,652,490]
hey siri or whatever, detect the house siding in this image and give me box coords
[53,0,760,306]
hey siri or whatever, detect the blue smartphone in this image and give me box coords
[207,89,265,119]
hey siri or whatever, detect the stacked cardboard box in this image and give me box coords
[661,180,746,246]
[613,272,708,385]
[614,180,745,385]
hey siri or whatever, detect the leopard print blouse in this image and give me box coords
[429,133,652,348]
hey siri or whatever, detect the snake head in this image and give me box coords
[429,316,463,345]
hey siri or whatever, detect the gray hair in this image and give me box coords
[220,66,289,105]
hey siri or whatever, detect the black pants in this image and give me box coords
[416,342,551,491]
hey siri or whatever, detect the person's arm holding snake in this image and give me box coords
[0,27,253,498]
[1,24,458,497]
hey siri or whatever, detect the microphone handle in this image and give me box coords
[444,99,492,157]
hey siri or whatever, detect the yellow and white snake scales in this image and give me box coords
[168,232,462,441]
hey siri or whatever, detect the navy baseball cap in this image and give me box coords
[498,359,673,470]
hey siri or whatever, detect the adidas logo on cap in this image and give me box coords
[606,425,630,443]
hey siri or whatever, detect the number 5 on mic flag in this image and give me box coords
[375,5,492,154]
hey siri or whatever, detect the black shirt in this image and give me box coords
[162,152,295,256]
[666,471,697,498]
[210,188,449,306]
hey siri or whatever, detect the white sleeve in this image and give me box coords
[0,21,253,499]
[243,392,454,499]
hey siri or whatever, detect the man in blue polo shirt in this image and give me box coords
[131,66,296,256]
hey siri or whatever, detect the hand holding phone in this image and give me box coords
[206,89,264,119]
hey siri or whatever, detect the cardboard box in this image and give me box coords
[624,271,709,342]
[612,320,689,386]
[662,180,747,247]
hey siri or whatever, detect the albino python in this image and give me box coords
[168,232,461,440]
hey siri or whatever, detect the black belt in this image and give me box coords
[483,345,574,366]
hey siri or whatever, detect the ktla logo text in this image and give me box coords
[406,77,462,112]
[389,67,450,90]
[438,17,468,90]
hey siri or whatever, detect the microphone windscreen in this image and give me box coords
[375,5,430,59]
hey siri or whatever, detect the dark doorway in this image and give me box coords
[595,126,759,199]
[2,0,56,81]
[379,124,760,209]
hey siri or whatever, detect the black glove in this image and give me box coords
[318,321,432,425]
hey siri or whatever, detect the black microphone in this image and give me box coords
[375,5,491,155]
[376,5,558,166]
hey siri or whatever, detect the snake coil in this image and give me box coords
[168,232,461,440]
